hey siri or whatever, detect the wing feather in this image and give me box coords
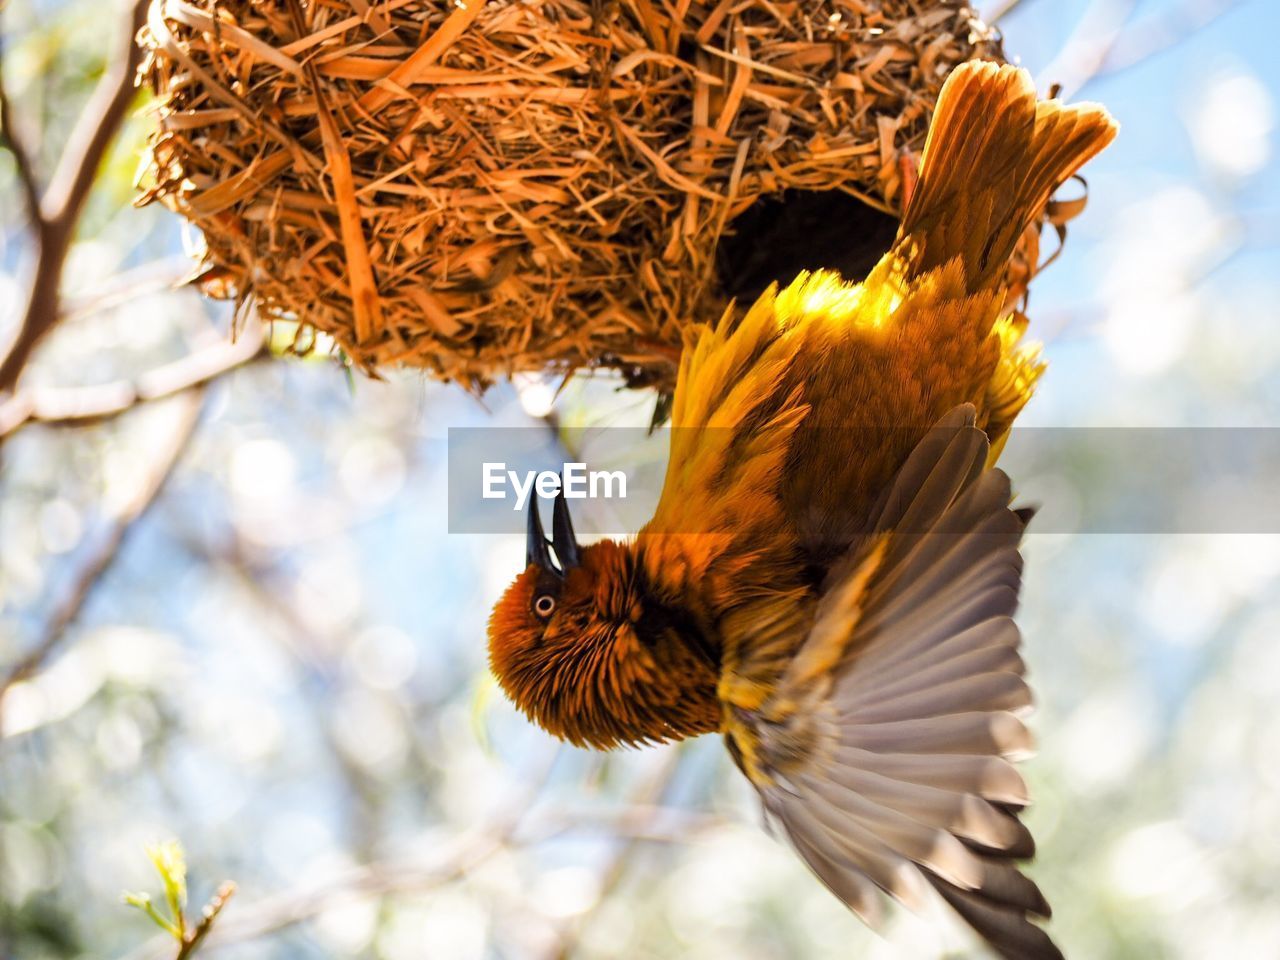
[832,749,1031,806]
[815,761,1025,851]
[849,644,1026,709]
[779,800,929,911]
[844,711,1033,757]
[727,404,1062,960]
[803,772,985,889]
[860,617,1019,680]
[784,817,887,923]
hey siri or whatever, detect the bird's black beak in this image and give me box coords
[526,477,582,575]
[552,481,582,570]
[527,493,555,571]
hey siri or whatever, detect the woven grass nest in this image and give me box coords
[137,0,1055,392]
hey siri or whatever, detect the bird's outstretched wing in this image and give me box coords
[721,405,1059,960]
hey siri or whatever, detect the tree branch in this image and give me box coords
[175,883,237,960]
[116,800,719,960]
[61,257,199,325]
[41,0,148,225]
[1037,0,1139,99]
[540,752,685,960]
[0,0,149,394]
[984,0,1033,26]
[1038,0,1244,99]
[1093,0,1244,79]
[0,321,266,439]
[0,388,204,727]
[0,31,43,226]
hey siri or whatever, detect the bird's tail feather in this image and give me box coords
[898,60,1118,290]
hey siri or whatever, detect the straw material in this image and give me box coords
[136,0,1050,391]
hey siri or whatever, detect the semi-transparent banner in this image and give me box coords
[447,426,1280,534]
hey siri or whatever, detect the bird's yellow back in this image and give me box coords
[768,62,1117,561]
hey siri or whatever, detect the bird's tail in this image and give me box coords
[897,60,1118,291]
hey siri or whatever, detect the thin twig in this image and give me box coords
[175,883,237,960]
[1093,0,1245,78]
[116,798,717,960]
[1036,0,1240,100]
[117,747,564,960]
[0,0,150,393]
[39,0,148,221]
[985,0,1033,25]
[0,27,43,225]
[543,751,685,960]
[1037,0,1140,99]
[60,257,201,325]
[0,389,205,725]
[0,321,266,439]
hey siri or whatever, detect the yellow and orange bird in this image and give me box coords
[489,62,1116,959]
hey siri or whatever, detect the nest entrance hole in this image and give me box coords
[714,189,901,303]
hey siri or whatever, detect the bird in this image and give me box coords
[488,60,1117,959]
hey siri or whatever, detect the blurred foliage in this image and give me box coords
[3,0,1280,959]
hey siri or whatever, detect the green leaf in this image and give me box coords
[122,891,181,940]
[338,349,357,397]
[146,841,188,934]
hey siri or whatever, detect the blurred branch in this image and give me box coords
[188,831,509,951]
[1240,208,1280,250]
[176,525,390,853]
[984,0,1031,25]
[0,388,204,728]
[117,785,723,959]
[1093,0,1244,78]
[543,751,684,960]
[1029,218,1247,346]
[117,750,558,960]
[0,0,149,394]
[1037,0,1139,99]
[61,257,202,324]
[1041,0,1246,99]
[0,33,42,224]
[40,0,147,226]
[175,883,237,960]
[0,321,266,438]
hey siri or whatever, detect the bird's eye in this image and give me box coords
[533,594,556,618]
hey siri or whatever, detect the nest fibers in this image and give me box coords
[135,0,1055,391]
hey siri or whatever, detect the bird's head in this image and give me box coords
[487,486,720,749]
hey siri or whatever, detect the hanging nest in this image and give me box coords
[136,0,1064,392]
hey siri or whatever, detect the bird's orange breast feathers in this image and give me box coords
[488,506,724,749]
